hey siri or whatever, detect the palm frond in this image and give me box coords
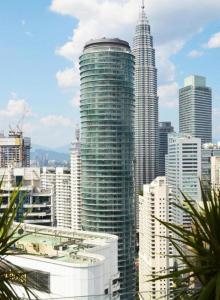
[152,182,220,299]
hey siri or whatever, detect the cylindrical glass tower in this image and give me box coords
[80,38,136,299]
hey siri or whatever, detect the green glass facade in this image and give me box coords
[80,39,136,299]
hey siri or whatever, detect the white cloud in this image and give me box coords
[206,32,220,48]
[158,82,179,108]
[25,31,33,37]
[21,19,26,26]
[0,98,32,118]
[188,49,204,58]
[156,40,185,82]
[50,0,220,87]
[40,115,74,127]
[71,91,80,107]
[213,108,220,117]
[56,66,80,88]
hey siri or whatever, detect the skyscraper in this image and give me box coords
[158,122,174,176]
[80,38,135,299]
[179,75,212,144]
[139,177,180,300]
[166,133,201,227]
[70,127,82,230]
[133,2,159,189]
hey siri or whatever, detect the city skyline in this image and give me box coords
[0,0,220,147]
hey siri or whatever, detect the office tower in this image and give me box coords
[139,177,181,300]
[56,167,71,228]
[0,167,54,225]
[166,133,201,226]
[0,130,31,167]
[211,156,220,189]
[158,122,174,176]
[80,38,135,299]
[201,142,220,187]
[179,75,212,144]
[133,2,159,188]
[70,128,82,230]
[9,223,119,299]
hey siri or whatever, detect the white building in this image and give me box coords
[8,223,120,299]
[55,167,71,228]
[41,167,56,222]
[139,177,180,300]
[166,133,201,226]
[70,128,82,230]
[41,167,56,190]
[202,142,220,187]
[211,156,220,189]
[0,167,54,225]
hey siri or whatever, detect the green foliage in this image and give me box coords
[153,183,220,300]
[0,181,38,299]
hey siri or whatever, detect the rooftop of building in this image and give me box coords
[202,142,220,149]
[12,223,118,267]
[184,75,207,88]
[84,38,130,50]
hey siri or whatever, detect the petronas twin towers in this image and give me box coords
[133,3,159,192]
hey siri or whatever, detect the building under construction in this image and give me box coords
[0,130,31,167]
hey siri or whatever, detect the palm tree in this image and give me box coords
[153,184,220,299]
[0,182,38,299]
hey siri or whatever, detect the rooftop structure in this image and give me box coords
[7,223,119,299]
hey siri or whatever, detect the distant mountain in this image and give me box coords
[32,144,71,154]
[54,144,71,154]
[31,148,69,164]
[31,144,52,152]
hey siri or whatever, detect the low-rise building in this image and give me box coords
[8,223,119,299]
[0,167,54,226]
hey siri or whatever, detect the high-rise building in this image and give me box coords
[179,75,212,144]
[158,122,174,176]
[201,142,220,187]
[55,167,71,228]
[0,167,54,226]
[211,156,220,189]
[70,127,82,230]
[80,38,135,299]
[133,3,159,188]
[166,133,201,226]
[139,177,181,300]
[0,130,31,167]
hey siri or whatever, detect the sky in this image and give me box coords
[0,0,220,148]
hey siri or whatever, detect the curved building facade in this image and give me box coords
[80,38,136,299]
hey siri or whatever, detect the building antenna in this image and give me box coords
[142,0,145,9]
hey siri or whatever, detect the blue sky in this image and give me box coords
[0,0,220,147]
